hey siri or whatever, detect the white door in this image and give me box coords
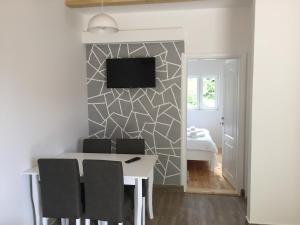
[221,59,239,189]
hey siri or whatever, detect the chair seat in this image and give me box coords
[81,188,132,223]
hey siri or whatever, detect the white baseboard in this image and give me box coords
[245,216,297,225]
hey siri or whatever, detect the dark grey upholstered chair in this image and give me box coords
[38,159,82,225]
[83,160,131,225]
[83,139,111,153]
[116,139,145,155]
[116,139,147,225]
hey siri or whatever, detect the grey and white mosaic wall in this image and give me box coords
[86,41,184,185]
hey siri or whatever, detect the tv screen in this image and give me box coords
[106,57,156,88]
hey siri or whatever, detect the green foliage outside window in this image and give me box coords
[203,78,216,100]
[187,78,198,108]
[187,77,217,109]
[202,77,216,108]
[187,95,197,108]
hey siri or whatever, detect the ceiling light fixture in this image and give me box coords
[87,0,119,34]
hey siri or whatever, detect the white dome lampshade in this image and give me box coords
[87,13,119,34]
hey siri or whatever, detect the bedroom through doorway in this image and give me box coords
[185,57,240,195]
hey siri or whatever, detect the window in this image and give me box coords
[187,78,199,109]
[201,77,217,109]
[187,75,218,110]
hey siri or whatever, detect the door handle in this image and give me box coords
[220,122,224,126]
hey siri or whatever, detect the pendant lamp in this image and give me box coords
[87,0,119,34]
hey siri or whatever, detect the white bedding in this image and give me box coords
[187,128,218,153]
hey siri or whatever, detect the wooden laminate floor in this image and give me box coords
[187,150,236,194]
[147,189,246,225]
[61,188,249,225]
[146,188,248,225]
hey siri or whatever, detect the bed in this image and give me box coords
[187,128,218,171]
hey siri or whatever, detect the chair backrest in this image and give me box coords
[38,159,82,219]
[83,160,124,222]
[83,139,111,153]
[116,139,145,155]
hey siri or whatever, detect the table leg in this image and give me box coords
[31,174,42,225]
[147,169,154,219]
[210,154,217,171]
[42,217,48,225]
[134,178,142,225]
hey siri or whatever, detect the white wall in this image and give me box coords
[0,1,88,224]
[248,0,300,224]
[245,0,255,205]
[81,6,252,54]
[187,60,224,148]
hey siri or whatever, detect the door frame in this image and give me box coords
[180,53,247,193]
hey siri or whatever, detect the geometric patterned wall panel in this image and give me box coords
[85,41,184,185]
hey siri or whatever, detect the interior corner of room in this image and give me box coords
[1,0,300,225]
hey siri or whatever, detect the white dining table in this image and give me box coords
[23,152,157,225]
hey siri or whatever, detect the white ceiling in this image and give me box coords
[74,0,251,15]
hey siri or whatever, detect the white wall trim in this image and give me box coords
[180,52,247,193]
[181,53,188,192]
[246,216,297,225]
[82,27,184,44]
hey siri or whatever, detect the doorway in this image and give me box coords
[181,55,246,195]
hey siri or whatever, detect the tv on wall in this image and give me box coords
[106,57,156,88]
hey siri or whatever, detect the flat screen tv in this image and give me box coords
[106,57,156,88]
